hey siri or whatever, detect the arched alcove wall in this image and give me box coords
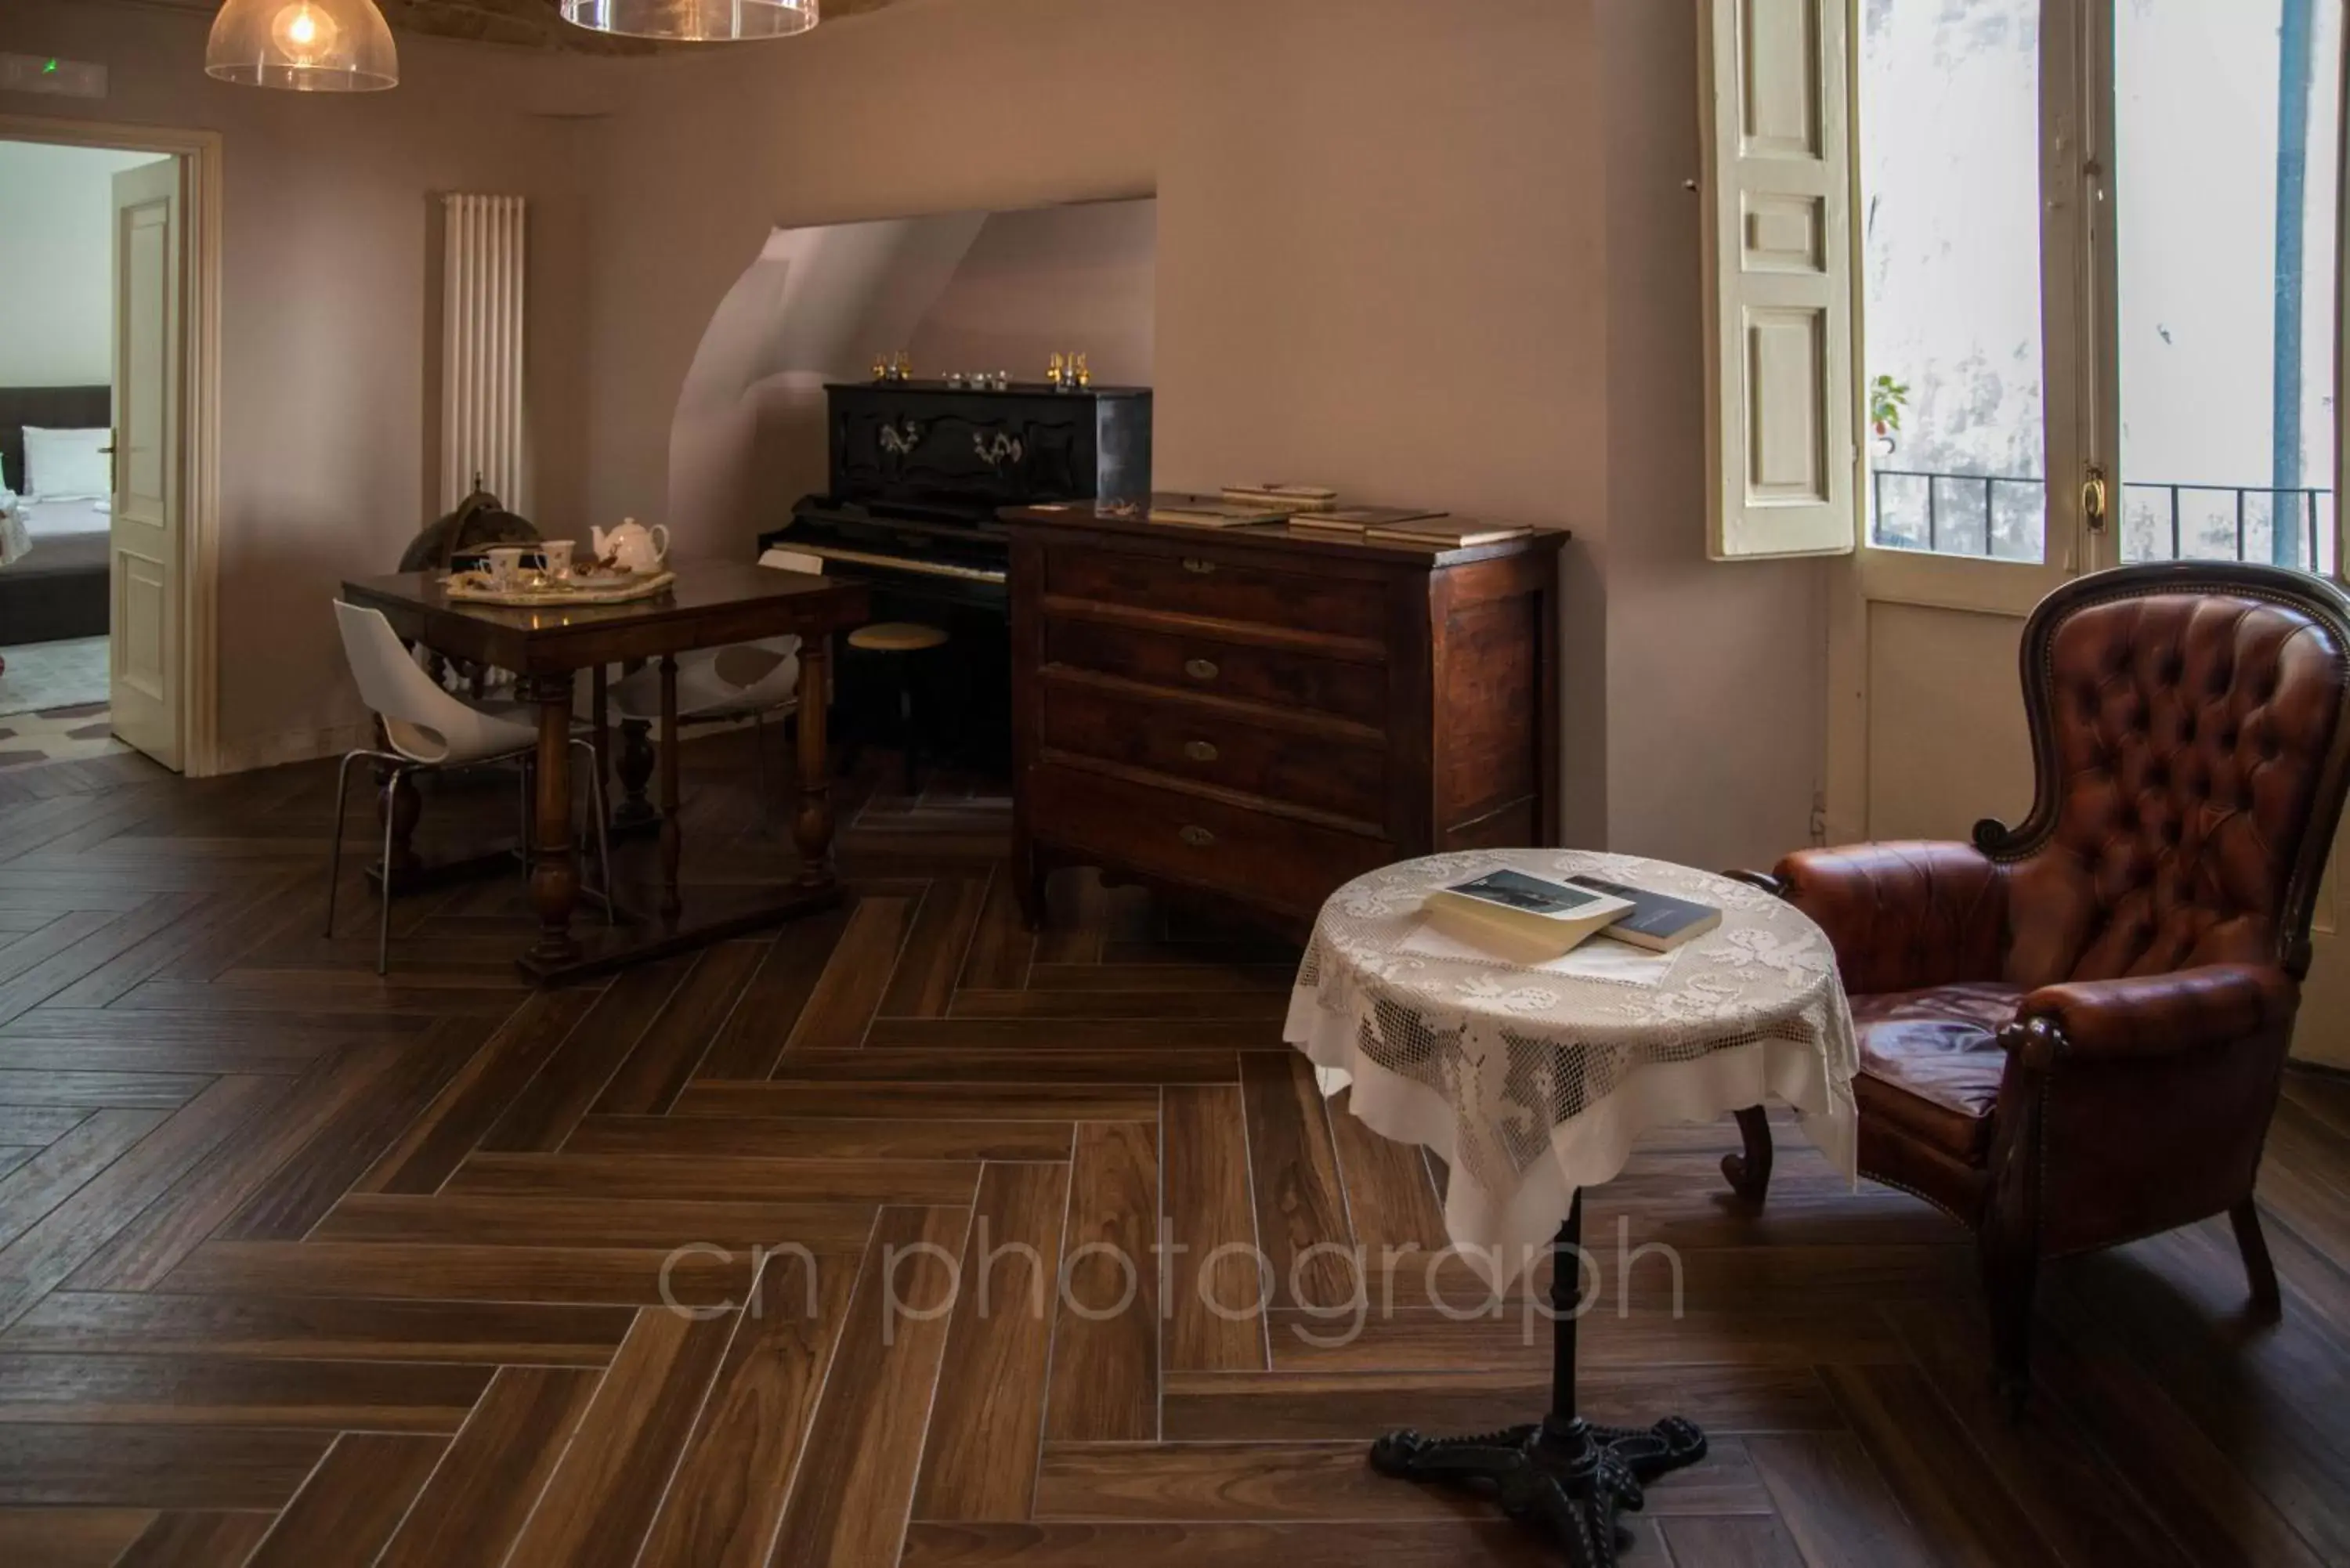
[667,196,1155,551]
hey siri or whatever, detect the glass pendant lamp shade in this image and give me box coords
[560,0,819,42]
[205,0,399,91]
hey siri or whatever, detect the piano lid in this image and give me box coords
[823,379,1153,397]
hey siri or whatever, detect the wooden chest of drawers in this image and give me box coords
[1003,508,1567,940]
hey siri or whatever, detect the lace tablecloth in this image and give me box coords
[1285,849,1860,1289]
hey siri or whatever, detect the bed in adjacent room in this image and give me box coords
[0,385,113,647]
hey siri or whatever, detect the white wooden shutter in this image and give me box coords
[1701,0,1856,558]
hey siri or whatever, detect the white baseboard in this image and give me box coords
[211,721,374,776]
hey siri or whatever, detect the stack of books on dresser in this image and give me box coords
[1286,504,1449,538]
[1363,516,1534,548]
[1220,483,1339,513]
[1149,484,1350,529]
[1276,505,1535,549]
[1150,482,1536,550]
[1148,491,1292,528]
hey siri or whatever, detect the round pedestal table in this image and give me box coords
[1284,849,1860,1567]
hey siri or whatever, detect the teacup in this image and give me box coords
[539,540,576,580]
[483,547,527,589]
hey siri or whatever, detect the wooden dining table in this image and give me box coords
[339,559,871,984]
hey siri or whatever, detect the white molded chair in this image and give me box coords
[605,636,804,817]
[330,602,613,973]
[606,638,802,725]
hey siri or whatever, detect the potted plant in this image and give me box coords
[1868,374,1910,457]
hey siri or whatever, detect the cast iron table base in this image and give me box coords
[1366,1193,1706,1566]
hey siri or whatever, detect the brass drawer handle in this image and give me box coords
[1179,825,1217,848]
[1184,658,1220,681]
[1181,558,1217,575]
[1184,739,1220,763]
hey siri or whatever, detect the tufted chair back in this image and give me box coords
[1982,563,2350,991]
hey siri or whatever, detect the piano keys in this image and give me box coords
[765,541,1007,587]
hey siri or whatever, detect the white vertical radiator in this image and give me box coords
[439,193,529,514]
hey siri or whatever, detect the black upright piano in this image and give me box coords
[759,379,1152,772]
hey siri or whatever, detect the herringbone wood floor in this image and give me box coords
[0,732,2347,1566]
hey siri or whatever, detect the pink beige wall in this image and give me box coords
[907,198,1155,389]
[582,0,1828,866]
[0,0,612,768]
[1593,0,1829,871]
[1,0,1830,868]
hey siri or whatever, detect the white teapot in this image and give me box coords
[592,518,671,574]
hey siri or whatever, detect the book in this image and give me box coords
[1564,875,1723,952]
[1148,502,1289,529]
[1221,483,1338,512]
[1288,508,1452,543]
[1365,518,1533,548]
[1423,869,1635,960]
[1314,505,1449,527]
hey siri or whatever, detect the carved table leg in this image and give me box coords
[1014,840,1048,932]
[658,656,682,922]
[1368,1193,1706,1566]
[1722,1105,1775,1205]
[591,664,612,809]
[521,674,580,971]
[794,636,835,888]
[614,658,656,830]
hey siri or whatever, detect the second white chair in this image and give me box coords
[605,637,802,815]
[329,601,613,974]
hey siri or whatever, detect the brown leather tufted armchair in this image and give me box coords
[1726,562,2350,1406]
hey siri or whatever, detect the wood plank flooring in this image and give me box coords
[0,734,2347,1565]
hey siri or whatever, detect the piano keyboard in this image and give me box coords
[760,543,1007,586]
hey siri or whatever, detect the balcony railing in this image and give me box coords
[1869,468,2337,574]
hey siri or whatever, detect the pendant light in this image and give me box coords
[205,0,399,92]
[559,0,819,42]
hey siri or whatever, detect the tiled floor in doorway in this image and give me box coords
[0,637,128,770]
[0,699,130,771]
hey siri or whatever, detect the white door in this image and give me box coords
[1831,1,2350,1065]
[109,156,185,771]
[1828,0,2093,853]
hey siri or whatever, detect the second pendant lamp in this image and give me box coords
[559,0,820,42]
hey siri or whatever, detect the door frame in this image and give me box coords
[0,113,222,778]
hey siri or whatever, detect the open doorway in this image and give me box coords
[0,117,219,775]
[0,140,157,767]
[1837,1,2350,1065]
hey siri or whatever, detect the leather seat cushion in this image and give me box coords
[1852,981,2023,1163]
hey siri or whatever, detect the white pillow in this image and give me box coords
[22,427,112,502]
